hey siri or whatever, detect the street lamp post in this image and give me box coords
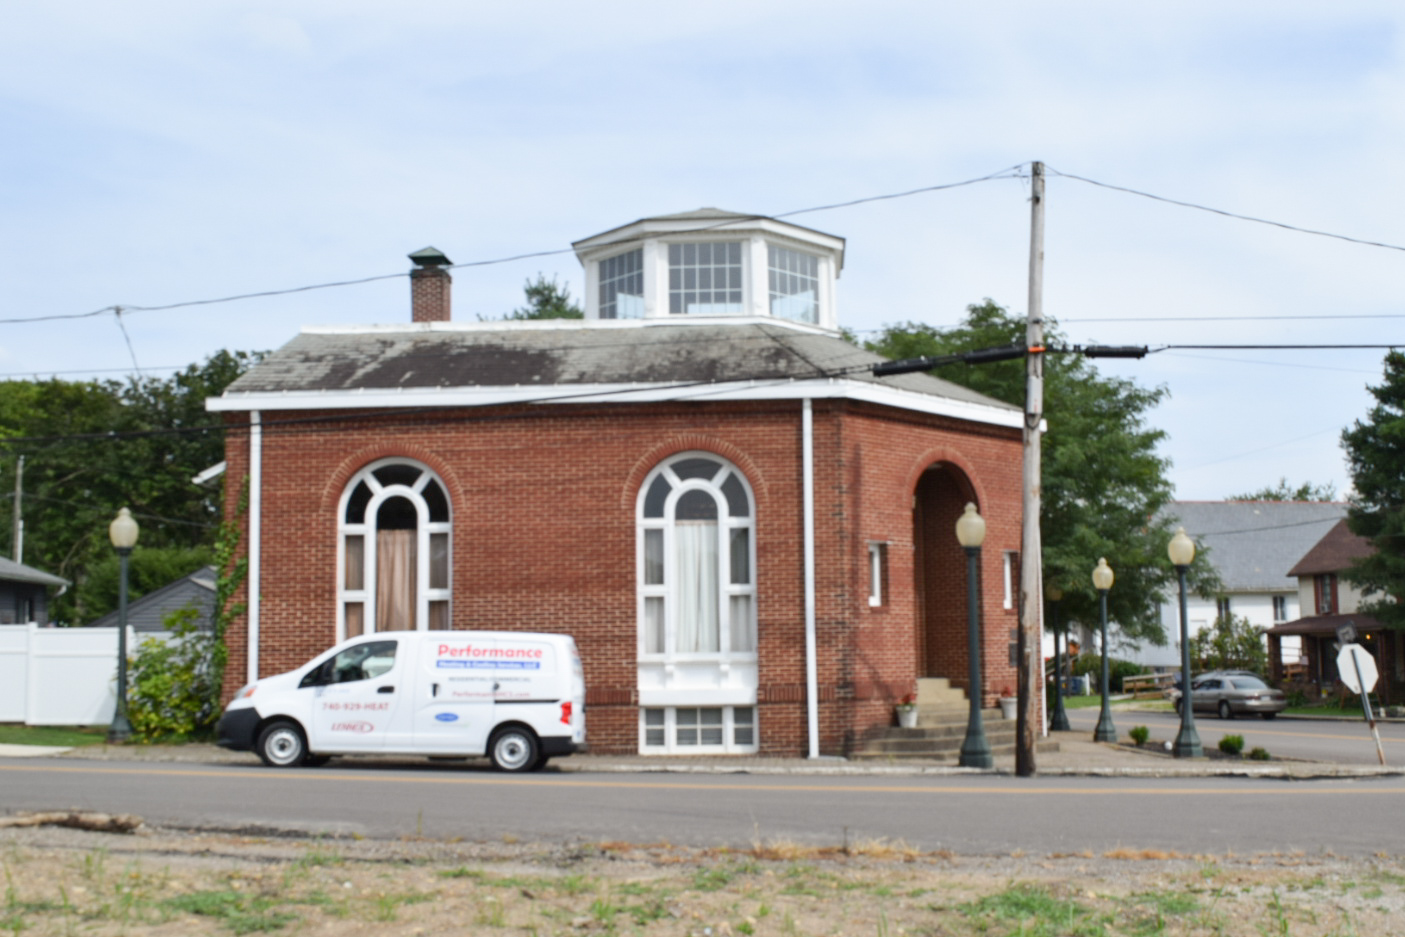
[956,503,993,769]
[1169,527,1203,758]
[107,507,139,743]
[1048,586,1071,731]
[1092,557,1117,743]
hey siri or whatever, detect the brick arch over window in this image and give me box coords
[621,435,767,513]
[321,443,465,517]
[336,458,452,639]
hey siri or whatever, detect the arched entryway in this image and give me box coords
[912,463,978,687]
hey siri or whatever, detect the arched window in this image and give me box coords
[338,460,451,638]
[637,453,755,660]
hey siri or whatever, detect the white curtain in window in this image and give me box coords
[376,530,417,631]
[675,522,719,652]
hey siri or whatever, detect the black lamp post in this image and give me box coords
[107,507,139,743]
[1048,586,1071,731]
[956,503,992,768]
[1169,527,1203,758]
[1092,557,1118,743]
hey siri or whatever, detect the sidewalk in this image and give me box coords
[32,733,1400,779]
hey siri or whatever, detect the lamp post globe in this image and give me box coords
[955,503,992,769]
[1168,527,1203,758]
[1091,558,1118,743]
[1047,585,1071,731]
[107,508,139,743]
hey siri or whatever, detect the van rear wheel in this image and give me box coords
[489,727,540,773]
[256,721,308,767]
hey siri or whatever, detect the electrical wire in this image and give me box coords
[1065,313,1405,324]
[1047,166,1405,254]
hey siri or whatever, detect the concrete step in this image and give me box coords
[851,739,1061,763]
[916,677,967,706]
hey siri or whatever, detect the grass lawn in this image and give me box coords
[0,724,108,747]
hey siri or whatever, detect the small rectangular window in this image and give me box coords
[868,542,888,608]
[644,530,664,585]
[599,249,644,319]
[668,242,743,315]
[429,533,449,590]
[767,245,819,323]
[644,708,666,747]
[1272,595,1288,622]
[644,597,665,654]
[733,706,755,746]
[1002,551,1019,611]
[345,536,364,591]
[1217,597,1232,620]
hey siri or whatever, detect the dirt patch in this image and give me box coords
[1,824,1401,935]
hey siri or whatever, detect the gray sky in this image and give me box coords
[3,2,1401,500]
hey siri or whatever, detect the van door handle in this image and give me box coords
[377,685,395,694]
[431,683,439,697]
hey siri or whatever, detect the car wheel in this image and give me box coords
[1261,712,1277,720]
[1218,701,1234,720]
[256,721,308,767]
[489,727,540,773]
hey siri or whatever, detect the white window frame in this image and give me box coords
[336,458,452,640]
[1272,595,1288,622]
[636,452,757,664]
[639,705,759,754]
[867,541,888,608]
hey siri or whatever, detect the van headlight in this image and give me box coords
[234,684,257,701]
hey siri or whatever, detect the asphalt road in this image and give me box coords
[1061,707,1403,765]
[2,757,1402,856]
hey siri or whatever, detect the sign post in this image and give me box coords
[1336,640,1386,766]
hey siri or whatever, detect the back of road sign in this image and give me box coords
[1337,643,1378,695]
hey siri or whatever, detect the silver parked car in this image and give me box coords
[1174,672,1287,720]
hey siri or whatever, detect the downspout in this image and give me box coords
[803,399,819,758]
[247,411,262,684]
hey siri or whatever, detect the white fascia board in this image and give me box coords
[208,378,1024,429]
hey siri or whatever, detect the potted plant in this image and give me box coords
[998,686,1017,719]
[896,692,919,729]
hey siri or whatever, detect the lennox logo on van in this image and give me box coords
[330,721,375,734]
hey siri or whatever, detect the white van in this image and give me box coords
[216,631,586,772]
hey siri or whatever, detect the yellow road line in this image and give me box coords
[1,763,1402,797]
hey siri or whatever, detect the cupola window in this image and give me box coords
[767,245,820,324]
[598,249,644,319]
[668,242,743,315]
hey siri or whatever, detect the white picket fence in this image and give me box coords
[0,623,143,726]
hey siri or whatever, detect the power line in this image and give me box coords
[1065,313,1405,324]
[1048,167,1405,254]
[0,166,1027,327]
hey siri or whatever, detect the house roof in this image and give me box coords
[1288,519,1374,577]
[211,319,1022,428]
[1159,501,1348,592]
[0,555,69,588]
[86,565,216,632]
[1263,612,1384,638]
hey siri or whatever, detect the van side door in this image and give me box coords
[411,636,496,754]
[306,639,402,752]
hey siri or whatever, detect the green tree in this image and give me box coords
[1227,478,1338,502]
[1189,614,1268,676]
[866,300,1217,643]
[1341,350,1405,629]
[0,349,258,623]
[506,275,583,320]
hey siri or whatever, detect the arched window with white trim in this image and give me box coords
[638,453,756,661]
[338,460,451,638]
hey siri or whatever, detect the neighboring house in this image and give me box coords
[206,210,1029,757]
[1264,520,1397,701]
[1106,501,1346,668]
[0,556,69,624]
[86,566,217,633]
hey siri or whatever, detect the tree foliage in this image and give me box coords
[506,275,583,320]
[1227,478,1338,502]
[866,300,1217,643]
[1342,350,1405,628]
[0,350,257,623]
[1189,614,1268,676]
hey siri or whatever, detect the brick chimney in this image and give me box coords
[408,247,453,323]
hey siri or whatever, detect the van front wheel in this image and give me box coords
[256,721,308,767]
[489,727,540,773]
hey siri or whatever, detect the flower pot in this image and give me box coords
[998,697,1018,720]
[896,707,919,729]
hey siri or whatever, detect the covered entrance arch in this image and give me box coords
[912,463,979,688]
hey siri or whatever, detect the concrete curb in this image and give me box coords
[551,760,1403,780]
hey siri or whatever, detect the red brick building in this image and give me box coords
[209,211,1025,756]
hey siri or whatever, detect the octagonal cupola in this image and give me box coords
[572,209,846,330]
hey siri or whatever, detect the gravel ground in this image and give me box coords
[2,820,1402,936]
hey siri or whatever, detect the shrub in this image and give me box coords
[127,607,222,743]
[1128,726,1150,746]
[1190,614,1268,676]
[1069,653,1148,694]
[1218,734,1245,756]
[1248,747,1271,761]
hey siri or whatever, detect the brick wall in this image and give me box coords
[220,397,1022,755]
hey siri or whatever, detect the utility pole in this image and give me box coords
[12,454,23,565]
[1016,162,1046,777]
